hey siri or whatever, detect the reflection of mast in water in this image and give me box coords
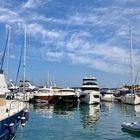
[116,103,140,117]
[33,103,54,118]
[80,104,100,128]
[53,104,77,118]
[101,102,113,112]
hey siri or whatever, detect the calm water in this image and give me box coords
[15,102,140,140]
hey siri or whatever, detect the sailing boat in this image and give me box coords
[120,27,140,105]
[0,26,28,139]
[16,27,33,102]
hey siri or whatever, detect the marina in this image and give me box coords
[1,0,140,139]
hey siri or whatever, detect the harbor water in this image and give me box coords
[15,102,140,140]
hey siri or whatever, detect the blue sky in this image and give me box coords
[0,0,140,87]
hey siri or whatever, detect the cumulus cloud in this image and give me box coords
[22,0,51,9]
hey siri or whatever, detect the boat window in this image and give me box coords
[83,82,97,85]
[81,88,99,91]
[94,95,99,98]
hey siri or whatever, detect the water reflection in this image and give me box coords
[80,104,100,128]
[32,102,78,119]
[53,103,77,118]
[33,103,54,118]
[116,103,140,117]
[101,102,113,112]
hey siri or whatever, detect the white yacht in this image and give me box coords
[79,76,100,104]
[33,86,54,104]
[53,87,78,104]
[100,88,115,102]
[120,91,140,105]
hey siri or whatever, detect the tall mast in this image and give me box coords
[6,26,11,82]
[129,26,134,87]
[23,26,26,94]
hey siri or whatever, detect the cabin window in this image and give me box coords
[94,95,99,98]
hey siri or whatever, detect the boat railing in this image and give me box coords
[8,99,24,117]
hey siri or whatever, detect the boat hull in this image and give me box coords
[0,109,24,139]
[33,95,54,104]
[79,91,100,104]
[53,95,78,105]
[121,94,140,105]
[121,122,140,132]
[101,94,115,102]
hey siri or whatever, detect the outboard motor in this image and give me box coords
[9,123,16,135]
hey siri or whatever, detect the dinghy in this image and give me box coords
[121,122,140,132]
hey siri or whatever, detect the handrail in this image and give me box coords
[8,99,24,117]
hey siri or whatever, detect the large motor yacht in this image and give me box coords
[53,87,78,105]
[79,76,100,104]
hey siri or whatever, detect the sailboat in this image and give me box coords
[0,27,28,139]
[120,27,140,105]
[16,27,34,102]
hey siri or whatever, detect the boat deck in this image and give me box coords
[0,100,25,121]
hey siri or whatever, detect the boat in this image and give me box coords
[121,122,140,132]
[120,27,140,105]
[33,86,54,104]
[0,27,29,139]
[53,87,78,105]
[79,76,100,104]
[18,80,37,92]
[0,70,28,139]
[100,88,115,102]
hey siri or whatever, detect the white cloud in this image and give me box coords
[0,7,24,24]
[46,50,64,61]
[22,0,52,9]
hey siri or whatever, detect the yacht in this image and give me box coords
[120,91,140,105]
[120,27,140,105]
[18,80,37,92]
[0,70,28,139]
[79,76,100,104]
[100,88,115,102]
[53,87,78,105]
[33,86,54,104]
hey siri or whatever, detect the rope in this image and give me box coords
[0,28,9,71]
[15,44,24,86]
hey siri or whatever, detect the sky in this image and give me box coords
[0,0,140,88]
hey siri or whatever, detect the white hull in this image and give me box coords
[80,91,100,104]
[121,94,140,105]
[101,94,115,102]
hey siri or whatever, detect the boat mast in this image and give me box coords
[23,26,26,95]
[129,26,134,91]
[6,26,11,82]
